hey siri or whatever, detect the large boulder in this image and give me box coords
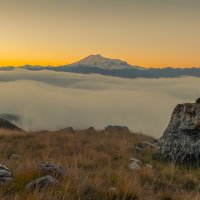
[157,101,200,164]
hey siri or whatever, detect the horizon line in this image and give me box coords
[0,64,200,69]
[0,54,199,69]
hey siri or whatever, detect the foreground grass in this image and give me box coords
[0,129,200,199]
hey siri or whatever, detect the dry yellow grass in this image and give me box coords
[0,129,199,200]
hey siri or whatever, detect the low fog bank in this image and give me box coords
[0,69,199,138]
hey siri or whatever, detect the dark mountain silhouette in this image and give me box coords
[0,114,21,123]
[0,118,23,131]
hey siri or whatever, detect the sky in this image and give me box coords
[0,69,199,137]
[0,0,200,68]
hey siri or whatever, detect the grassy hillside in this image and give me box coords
[0,129,199,200]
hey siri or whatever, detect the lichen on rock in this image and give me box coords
[157,101,200,164]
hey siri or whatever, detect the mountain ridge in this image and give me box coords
[1,55,200,79]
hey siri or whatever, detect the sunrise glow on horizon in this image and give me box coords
[0,0,200,68]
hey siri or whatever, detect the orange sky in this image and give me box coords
[0,0,200,68]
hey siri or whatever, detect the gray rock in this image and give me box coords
[105,125,129,133]
[0,170,12,177]
[0,164,9,171]
[0,177,13,182]
[26,175,59,191]
[60,127,74,133]
[156,102,200,164]
[0,164,13,183]
[130,157,141,163]
[86,127,96,132]
[38,162,64,176]
[9,153,20,160]
[128,157,141,170]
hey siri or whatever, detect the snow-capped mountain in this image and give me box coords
[69,54,143,70]
[3,54,200,79]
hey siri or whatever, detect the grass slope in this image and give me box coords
[0,129,199,200]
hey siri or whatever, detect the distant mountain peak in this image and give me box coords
[69,54,143,70]
[85,54,103,58]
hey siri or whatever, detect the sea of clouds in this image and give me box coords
[0,69,199,138]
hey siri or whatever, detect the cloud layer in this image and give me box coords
[0,69,199,138]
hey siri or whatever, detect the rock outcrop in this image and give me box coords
[157,101,200,164]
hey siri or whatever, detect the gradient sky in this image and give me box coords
[0,0,200,68]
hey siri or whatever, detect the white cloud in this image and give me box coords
[0,69,199,138]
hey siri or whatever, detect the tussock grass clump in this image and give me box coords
[181,173,198,191]
[0,129,199,199]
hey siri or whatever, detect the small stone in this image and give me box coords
[128,157,141,170]
[109,187,117,192]
[130,157,141,163]
[128,162,141,170]
[146,164,153,169]
[0,164,9,171]
[86,127,96,132]
[9,153,20,160]
[26,175,59,191]
[0,164,13,183]
[38,162,64,176]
